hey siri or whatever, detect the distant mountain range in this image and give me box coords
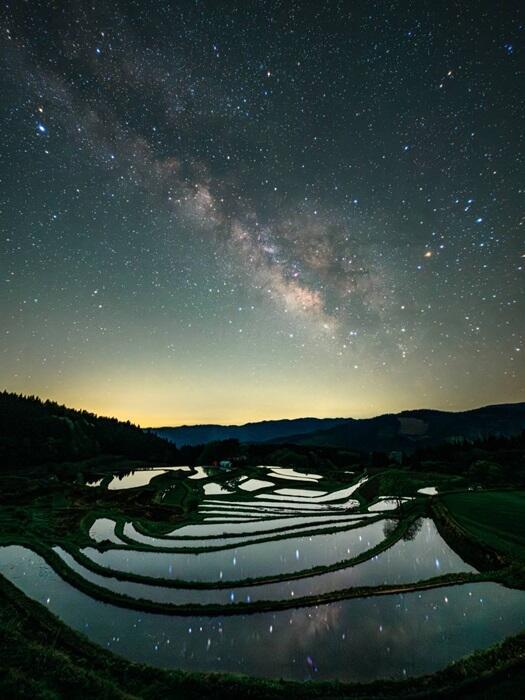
[150,418,347,447]
[150,402,525,452]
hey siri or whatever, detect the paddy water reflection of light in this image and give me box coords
[0,544,523,683]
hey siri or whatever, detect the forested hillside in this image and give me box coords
[0,392,179,469]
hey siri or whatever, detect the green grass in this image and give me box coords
[1,470,525,696]
[440,490,525,561]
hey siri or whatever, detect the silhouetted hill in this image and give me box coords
[0,391,179,469]
[271,403,525,452]
[149,417,347,447]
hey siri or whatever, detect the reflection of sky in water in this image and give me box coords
[418,486,438,495]
[275,488,327,498]
[107,467,191,490]
[202,498,350,511]
[81,520,387,582]
[95,464,365,517]
[264,466,322,481]
[256,477,367,504]
[368,497,413,512]
[188,466,211,480]
[199,503,374,516]
[238,478,275,492]
[1,545,524,683]
[54,519,476,605]
[88,518,126,545]
[123,516,372,548]
[166,512,371,537]
[203,482,233,496]
[203,516,260,522]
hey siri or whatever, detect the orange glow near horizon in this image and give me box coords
[4,363,523,428]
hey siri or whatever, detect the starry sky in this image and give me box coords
[1,1,524,426]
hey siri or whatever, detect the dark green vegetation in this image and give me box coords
[358,469,466,500]
[175,429,525,478]
[441,491,525,562]
[173,423,525,479]
[0,391,180,469]
[406,432,525,482]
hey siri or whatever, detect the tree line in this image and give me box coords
[0,391,179,469]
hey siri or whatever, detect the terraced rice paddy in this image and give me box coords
[80,520,388,582]
[1,464,524,683]
[49,519,476,606]
[1,544,525,682]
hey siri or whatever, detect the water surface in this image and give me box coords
[1,545,523,683]
[165,512,371,537]
[58,519,476,606]
[81,520,387,582]
[107,467,191,490]
[123,516,372,549]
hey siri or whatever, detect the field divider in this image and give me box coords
[430,498,509,571]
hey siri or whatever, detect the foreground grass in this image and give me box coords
[357,469,466,501]
[441,490,525,562]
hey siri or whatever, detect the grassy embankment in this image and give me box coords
[431,489,525,588]
[439,490,525,561]
[359,468,467,499]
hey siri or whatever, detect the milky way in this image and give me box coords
[1,1,523,424]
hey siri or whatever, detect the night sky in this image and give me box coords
[1,1,523,426]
